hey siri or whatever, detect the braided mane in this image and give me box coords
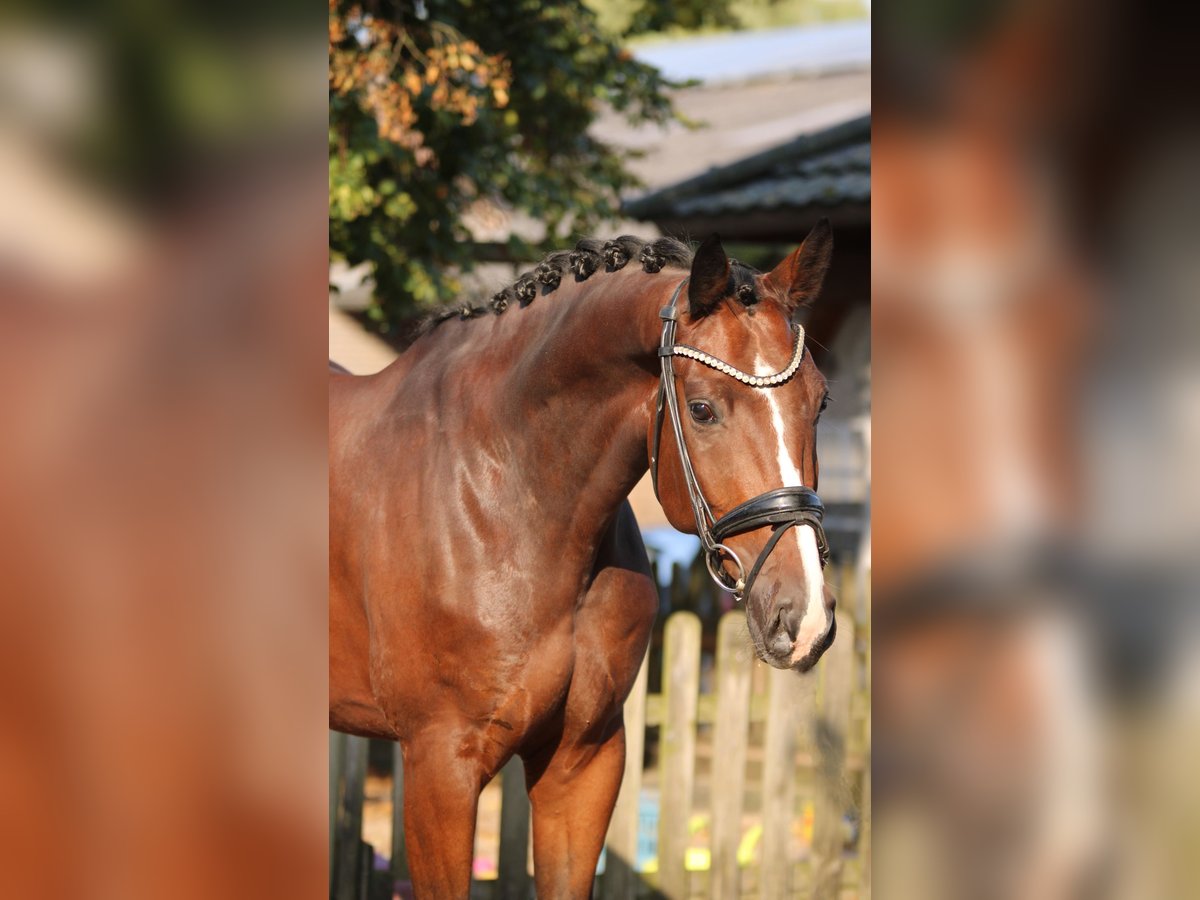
[416,235,762,338]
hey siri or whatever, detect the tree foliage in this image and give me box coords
[621,0,742,36]
[329,0,695,329]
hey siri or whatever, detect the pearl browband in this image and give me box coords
[667,324,805,387]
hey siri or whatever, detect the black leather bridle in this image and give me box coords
[650,278,830,601]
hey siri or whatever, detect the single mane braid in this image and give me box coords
[513,274,538,306]
[533,264,561,290]
[601,236,642,270]
[568,239,604,280]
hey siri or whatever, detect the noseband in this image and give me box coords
[650,279,830,601]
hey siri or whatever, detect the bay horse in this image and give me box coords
[329,223,837,897]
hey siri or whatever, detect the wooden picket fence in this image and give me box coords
[331,563,870,900]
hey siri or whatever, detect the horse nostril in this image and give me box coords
[776,604,799,642]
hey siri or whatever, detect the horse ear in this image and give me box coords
[763,218,833,312]
[687,234,731,319]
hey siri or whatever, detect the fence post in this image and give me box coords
[602,646,650,899]
[812,566,857,900]
[860,571,872,900]
[333,733,369,899]
[710,612,752,900]
[760,666,802,900]
[391,743,409,890]
[330,730,343,886]
[358,837,373,900]
[498,756,532,899]
[659,611,701,900]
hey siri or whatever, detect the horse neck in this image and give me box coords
[416,268,679,546]
[510,269,680,529]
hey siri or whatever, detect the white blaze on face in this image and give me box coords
[756,355,828,658]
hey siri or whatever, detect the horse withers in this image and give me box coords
[329,222,836,897]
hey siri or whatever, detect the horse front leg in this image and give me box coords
[399,732,486,899]
[523,716,627,899]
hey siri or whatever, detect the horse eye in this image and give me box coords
[689,401,716,424]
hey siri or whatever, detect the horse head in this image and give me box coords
[650,221,837,671]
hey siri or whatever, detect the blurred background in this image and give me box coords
[327,2,870,898]
[872,1,1200,898]
[0,2,328,899]
[4,0,1198,898]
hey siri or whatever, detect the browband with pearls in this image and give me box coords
[666,324,805,387]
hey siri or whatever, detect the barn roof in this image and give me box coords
[622,114,870,241]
